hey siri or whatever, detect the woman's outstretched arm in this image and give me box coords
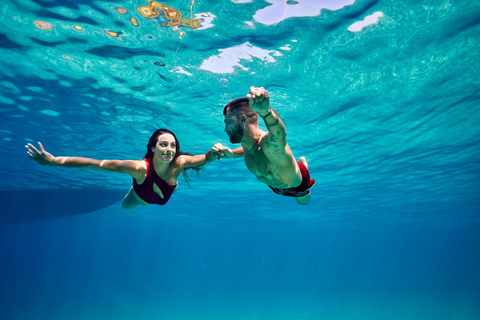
[26,142,145,179]
[177,147,222,169]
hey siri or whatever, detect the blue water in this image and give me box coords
[1,0,480,319]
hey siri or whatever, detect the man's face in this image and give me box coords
[224,112,244,143]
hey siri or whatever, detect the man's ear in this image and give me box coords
[241,114,247,123]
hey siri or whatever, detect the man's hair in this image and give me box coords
[223,97,258,122]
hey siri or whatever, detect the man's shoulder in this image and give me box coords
[262,140,294,164]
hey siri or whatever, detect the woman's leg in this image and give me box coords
[122,186,142,210]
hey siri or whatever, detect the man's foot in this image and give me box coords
[298,156,308,168]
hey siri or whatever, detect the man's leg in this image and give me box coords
[296,157,312,205]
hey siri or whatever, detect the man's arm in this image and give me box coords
[230,147,244,158]
[259,109,287,150]
[211,144,244,159]
[248,86,287,150]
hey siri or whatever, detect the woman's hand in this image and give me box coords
[26,142,56,166]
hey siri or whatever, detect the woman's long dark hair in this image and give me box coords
[144,129,204,185]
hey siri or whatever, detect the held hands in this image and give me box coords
[211,143,234,160]
[26,142,56,166]
[247,86,270,116]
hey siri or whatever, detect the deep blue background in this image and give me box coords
[1,0,480,318]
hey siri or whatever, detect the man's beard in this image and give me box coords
[228,126,244,143]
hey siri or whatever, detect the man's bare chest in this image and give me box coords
[242,143,298,188]
[244,149,272,177]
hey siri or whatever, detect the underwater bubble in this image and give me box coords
[219,78,230,91]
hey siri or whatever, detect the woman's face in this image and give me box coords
[152,133,176,162]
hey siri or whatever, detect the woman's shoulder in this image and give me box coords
[173,155,187,168]
[128,159,148,182]
[127,159,148,173]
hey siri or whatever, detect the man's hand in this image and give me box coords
[247,86,270,116]
[26,142,56,166]
[212,143,235,160]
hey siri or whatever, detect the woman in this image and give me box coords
[26,129,220,210]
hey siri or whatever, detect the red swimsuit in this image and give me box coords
[268,162,315,197]
[133,158,177,205]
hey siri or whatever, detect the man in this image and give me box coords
[214,86,315,205]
